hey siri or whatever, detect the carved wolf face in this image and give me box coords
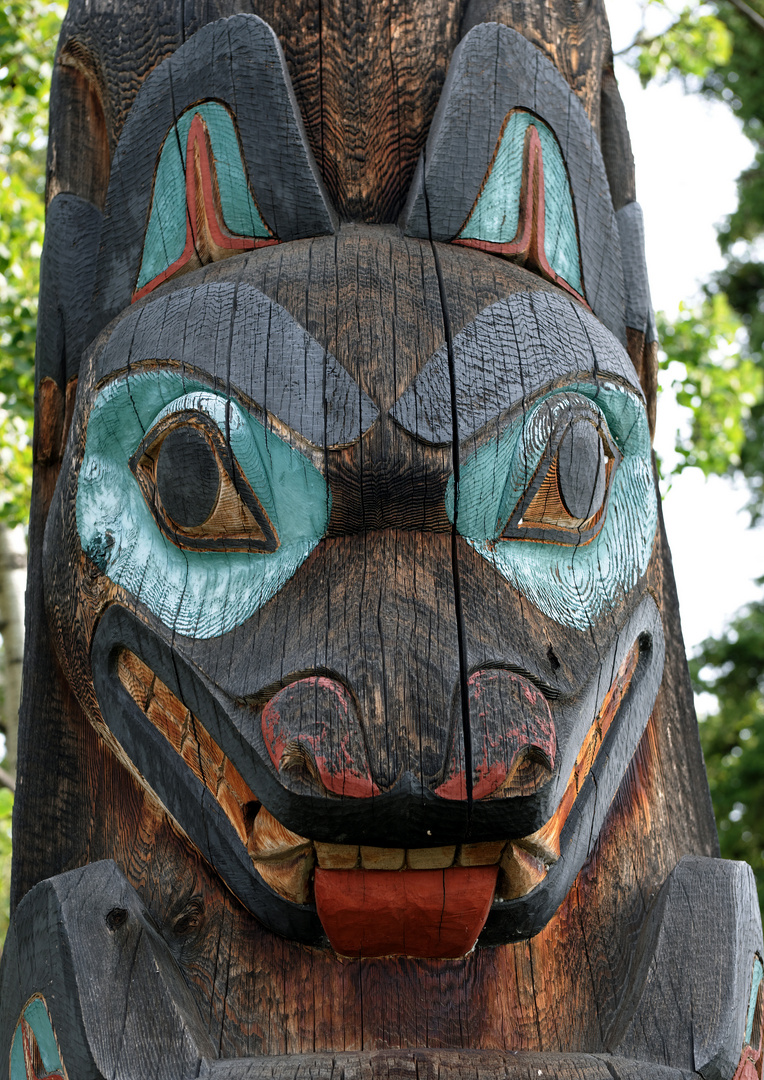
[43,14,663,959]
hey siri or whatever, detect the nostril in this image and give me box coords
[242,800,260,834]
[437,668,557,800]
[279,739,320,783]
[261,675,380,798]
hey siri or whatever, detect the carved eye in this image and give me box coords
[129,409,279,553]
[500,411,619,546]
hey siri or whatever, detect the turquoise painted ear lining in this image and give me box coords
[455,110,583,300]
[10,997,66,1080]
[746,956,764,1046]
[135,101,277,300]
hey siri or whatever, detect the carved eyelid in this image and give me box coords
[128,400,279,554]
[498,396,620,546]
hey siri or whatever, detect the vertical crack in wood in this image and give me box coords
[422,151,474,816]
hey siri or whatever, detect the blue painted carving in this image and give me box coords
[10,997,65,1080]
[76,373,330,638]
[136,101,275,297]
[445,382,657,630]
[458,110,582,295]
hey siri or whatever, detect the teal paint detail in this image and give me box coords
[459,110,582,294]
[746,956,763,1044]
[77,371,329,638]
[446,383,657,630]
[137,101,272,292]
[11,997,64,1080]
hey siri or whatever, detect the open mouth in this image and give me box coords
[116,637,640,958]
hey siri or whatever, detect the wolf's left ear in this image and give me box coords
[401,22,626,344]
[90,14,336,337]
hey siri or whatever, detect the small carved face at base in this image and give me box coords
[46,231,663,958]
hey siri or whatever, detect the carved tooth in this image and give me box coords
[406,845,456,869]
[314,842,360,869]
[496,842,548,900]
[253,849,315,905]
[516,827,560,866]
[360,846,405,870]
[456,840,506,867]
[247,805,311,862]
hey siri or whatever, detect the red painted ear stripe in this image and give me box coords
[20,1018,66,1080]
[454,125,589,309]
[132,112,278,303]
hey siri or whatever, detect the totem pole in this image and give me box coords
[2,2,761,1078]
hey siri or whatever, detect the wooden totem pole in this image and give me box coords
[2,2,762,1078]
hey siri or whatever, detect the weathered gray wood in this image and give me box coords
[0,861,216,1080]
[92,14,336,336]
[600,63,638,211]
[36,193,102,386]
[96,281,378,449]
[616,203,657,343]
[11,0,740,1067]
[609,856,764,1080]
[402,22,627,343]
[391,291,641,446]
[201,1051,698,1080]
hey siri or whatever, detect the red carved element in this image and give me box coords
[19,1018,66,1080]
[733,1046,761,1080]
[435,669,556,801]
[454,124,588,308]
[133,112,278,302]
[261,676,380,798]
[314,865,499,958]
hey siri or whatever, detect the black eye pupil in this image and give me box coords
[556,420,607,521]
[155,426,221,528]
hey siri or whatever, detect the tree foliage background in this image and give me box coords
[0,0,764,942]
[629,0,764,906]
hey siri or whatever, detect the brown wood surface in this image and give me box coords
[48,0,624,222]
[10,0,727,1073]
[17,237,717,1057]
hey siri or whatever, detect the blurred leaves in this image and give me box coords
[0,1,63,949]
[694,593,764,903]
[629,4,732,86]
[0,1,65,527]
[658,295,764,518]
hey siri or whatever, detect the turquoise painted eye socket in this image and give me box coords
[77,373,330,638]
[446,384,658,631]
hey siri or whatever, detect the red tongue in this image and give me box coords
[314,866,499,958]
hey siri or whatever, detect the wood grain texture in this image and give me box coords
[609,856,764,1080]
[402,22,627,343]
[51,0,465,224]
[35,193,101,385]
[600,62,638,211]
[18,228,718,1059]
[0,860,216,1080]
[91,14,335,334]
[12,0,741,1073]
[461,0,613,133]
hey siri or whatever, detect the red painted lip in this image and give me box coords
[314,865,499,959]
